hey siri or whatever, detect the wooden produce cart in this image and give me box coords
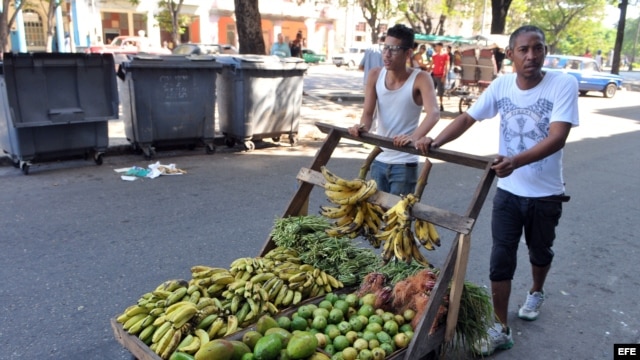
[260,123,496,359]
[112,122,496,360]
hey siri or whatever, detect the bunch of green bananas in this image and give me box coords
[319,166,382,240]
[374,194,432,266]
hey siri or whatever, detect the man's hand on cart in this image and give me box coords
[413,136,433,154]
[491,155,516,178]
[348,123,368,137]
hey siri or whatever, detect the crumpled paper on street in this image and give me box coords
[114,161,186,181]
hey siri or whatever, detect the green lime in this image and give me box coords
[348,316,364,332]
[333,300,350,314]
[290,316,309,331]
[325,324,341,339]
[344,293,359,308]
[318,300,334,311]
[325,293,339,304]
[357,304,375,318]
[337,320,352,334]
[383,320,399,336]
[332,335,350,351]
[311,316,327,331]
[277,316,291,331]
[313,308,330,319]
[297,305,313,319]
[365,322,382,334]
[361,330,377,342]
[376,331,392,344]
[328,308,344,324]
[368,314,383,326]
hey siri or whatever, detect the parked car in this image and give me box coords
[85,36,171,56]
[542,55,623,98]
[332,47,366,68]
[301,49,326,64]
[172,43,238,55]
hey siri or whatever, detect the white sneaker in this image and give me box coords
[518,291,545,321]
[473,322,514,356]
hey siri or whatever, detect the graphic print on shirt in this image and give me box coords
[497,97,554,173]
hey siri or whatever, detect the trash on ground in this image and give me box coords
[114,161,186,181]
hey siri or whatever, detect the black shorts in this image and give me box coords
[431,74,445,96]
[489,188,564,282]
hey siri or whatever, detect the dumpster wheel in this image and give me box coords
[272,136,281,143]
[224,136,235,148]
[94,152,104,165]
[243,140,255,152]
[20,161,30,175]
[206,144,216,154]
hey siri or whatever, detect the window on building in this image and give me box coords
[133,14,146,37]
[23,10,45,47]
[355,22,366,32]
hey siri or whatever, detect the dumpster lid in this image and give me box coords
[123,54,221,69]
[215,54,308,70]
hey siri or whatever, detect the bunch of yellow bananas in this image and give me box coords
[414,219,441,250]
[320,166,382,241]
[374,194,432,266]
[115,247,344,359]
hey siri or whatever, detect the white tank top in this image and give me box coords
[375,68,423,164]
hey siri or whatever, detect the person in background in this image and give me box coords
[418,25,579,356]
[412,43,429,70]
[428,42,450,112]
[583,49,592,58]
[494,47,506,73]
[271,33,291,57]
[359,35,386,85]
[347,24,440,195]
[289,32,303,58]
[595,49,603,69]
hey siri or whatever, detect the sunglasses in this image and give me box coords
[381,45,409,55]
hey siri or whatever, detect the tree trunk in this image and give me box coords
[234,0,265,54]
[490,0,512,34]
[612,0,627,74]
[45,0,59,52]
[0,0,25,54]
[169,0,183,47]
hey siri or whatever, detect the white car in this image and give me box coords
[332,47,366,68]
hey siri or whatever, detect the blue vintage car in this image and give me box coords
[542,55,624,98]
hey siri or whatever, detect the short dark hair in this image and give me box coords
[509,25,546,50]
[386,24,414,49]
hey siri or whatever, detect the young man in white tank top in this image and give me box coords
[347,24,440,195]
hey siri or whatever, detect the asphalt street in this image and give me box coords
[0,64,638,360]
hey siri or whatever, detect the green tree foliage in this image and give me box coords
[130,0,187,46]
[338,0,396,42]
[397,0,481,36]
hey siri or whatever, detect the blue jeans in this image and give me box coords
[370,160,417,196]
[490,188,563,281]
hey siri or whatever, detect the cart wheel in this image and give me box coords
[225,136,235,148]
[21,162,29,175]
[205,144,216,154]
[243,140,255,152]
[459,98,472,114]
[94,153,104,166]
[272,136,281,143]
[289,135,298,146]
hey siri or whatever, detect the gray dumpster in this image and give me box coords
[119,55,221,159]
[0,53,118,174]
[215,55,308,151]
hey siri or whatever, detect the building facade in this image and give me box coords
[7,0,482,57]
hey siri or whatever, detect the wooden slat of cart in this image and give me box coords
[111,318,162,360]
[261,123,496,359]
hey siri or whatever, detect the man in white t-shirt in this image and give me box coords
[419,25,579,356]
